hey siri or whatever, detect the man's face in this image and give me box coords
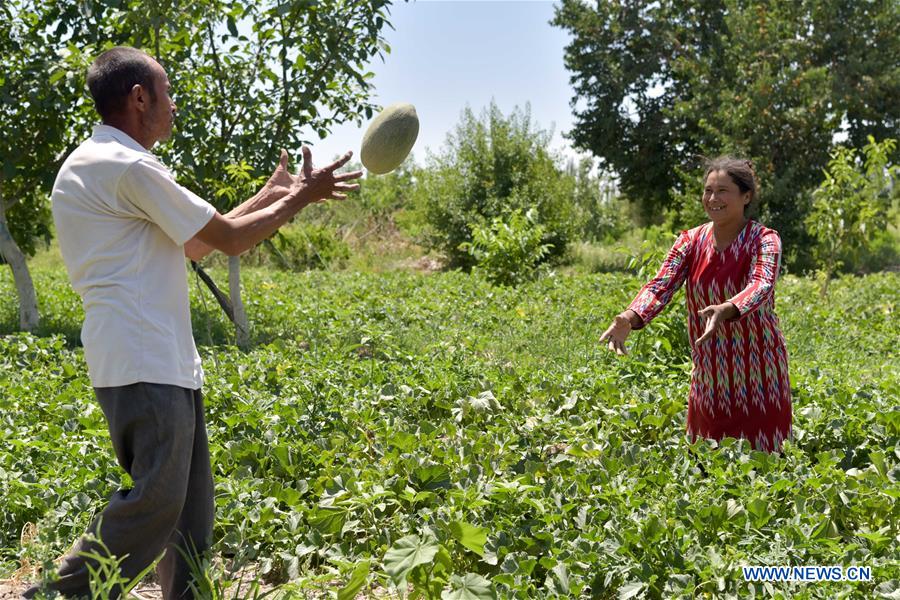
[142,61,176,145]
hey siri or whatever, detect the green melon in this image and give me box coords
[360,103,419,175]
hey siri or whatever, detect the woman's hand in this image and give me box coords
[599,311,637,356]
[695,302,739,344]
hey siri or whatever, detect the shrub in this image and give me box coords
[806,136,899,294]
[462,209,552,286]
[566,157,630,243]
[417,102,576,268]
[267,222,350,271]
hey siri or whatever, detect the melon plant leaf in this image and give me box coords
[875,580,900,599]
[469,391,499,413]
[308,505,347,535]
[450,521,487,557]
[337,559,370,600]
[441,573,496,600]
[413,464,452,491]
[383,534,440,587]
[664,574,693,595]
[548,562,569,595]
[618,581,645,600]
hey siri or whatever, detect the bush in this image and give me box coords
[806,136,899,294]
[566,157,630,243]
[417,102,576,268]
[462,209,552,286]
[266,222,350,271]
[843,225,899,273]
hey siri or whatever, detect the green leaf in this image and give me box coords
[308,505,347,535]
[548,562,569,595]
[412,464,451,491]
[450,521,487,557]
[48,68,67,84]
[383,535,440,587]
[337,560,370,600]
[618,581,645,600]
[664,574,693,594]
[747,498,768,520]
[441,573,495,600]
[769,479,792,493]
[875,580,900,599]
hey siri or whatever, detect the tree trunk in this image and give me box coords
[818,266,833,298]
[0,203,40,331]
[228,255,250,348]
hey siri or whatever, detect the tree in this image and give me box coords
[565,157,627,243]
[418,102,576,268]
[0,2,93,331]
[553,0,900,269]
[16,0,399,342]
[806,137,898,296]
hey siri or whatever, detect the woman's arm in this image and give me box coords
[695,231,781,345]
[599,309,643,355]
[600,231,692,355]
[627,230,693,327]
[728,230,781,317]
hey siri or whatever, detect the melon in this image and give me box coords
[360,103,419,174]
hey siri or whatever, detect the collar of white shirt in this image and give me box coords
[93,124,151,155]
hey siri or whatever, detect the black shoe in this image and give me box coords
[21,584,41,599]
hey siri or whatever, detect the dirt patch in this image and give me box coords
[0,581,23,600]
[0,579,166,599]
[395,255,444,273]
[1,565,278,599]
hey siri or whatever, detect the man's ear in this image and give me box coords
[130,83,149,113]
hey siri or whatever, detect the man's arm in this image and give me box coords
[186,147,360,260]
[183,182,283,261]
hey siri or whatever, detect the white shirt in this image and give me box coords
[51,125,216,389]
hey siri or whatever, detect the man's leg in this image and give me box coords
[157,388,215,600]
[25,383,197,599]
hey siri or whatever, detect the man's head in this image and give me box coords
[87,46,176,147]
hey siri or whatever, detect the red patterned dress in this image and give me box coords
[628,220,792,452]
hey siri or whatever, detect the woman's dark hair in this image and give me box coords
[86,47,158,120]
[703,156,760,217]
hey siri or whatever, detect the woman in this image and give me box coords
[600,157,791,452]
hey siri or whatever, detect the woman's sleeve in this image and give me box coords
[627,230,692,329]
[728,230,781,317]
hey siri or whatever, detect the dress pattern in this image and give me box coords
[628,220,792,452]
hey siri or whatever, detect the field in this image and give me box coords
[1,264,898,599]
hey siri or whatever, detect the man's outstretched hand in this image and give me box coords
[264,149,297,198]
[268,147,363,206]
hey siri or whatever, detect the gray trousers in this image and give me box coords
[27,383,215,599]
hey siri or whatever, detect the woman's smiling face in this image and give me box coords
[702,170,750,225]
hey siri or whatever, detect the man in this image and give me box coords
[24,46,361,599]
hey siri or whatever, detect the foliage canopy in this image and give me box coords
[553,0,900,269]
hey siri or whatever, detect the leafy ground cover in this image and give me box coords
[1,266,898,599]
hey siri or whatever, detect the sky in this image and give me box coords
[300,0,586,168]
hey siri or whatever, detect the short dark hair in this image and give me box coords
[86,47,158,120]
[703,156,760,217]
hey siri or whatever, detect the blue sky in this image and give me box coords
[302,0,584,168]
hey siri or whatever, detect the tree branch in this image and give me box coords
[221,32,267,146]
[206,20,233,144]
